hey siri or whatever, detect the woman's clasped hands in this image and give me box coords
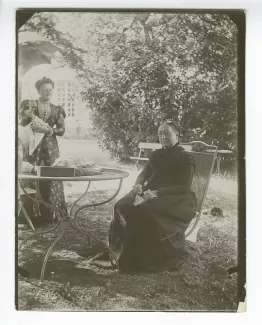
[132,184,143,195]
[143,189,158,201]
[132,184,158,203]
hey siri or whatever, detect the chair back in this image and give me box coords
[181,141,217,212]
[138,142,161,150]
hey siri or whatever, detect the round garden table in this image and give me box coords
[18,168,129,283]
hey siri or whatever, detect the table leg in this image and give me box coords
[69,181,91,216]
[39,222,67,284]
[19,178,124,281]
[19,180,67,283]
[217,155,221,177]
[69,181,91,247]
[73,179,123,269]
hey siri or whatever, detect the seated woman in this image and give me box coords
[90,121,197,271]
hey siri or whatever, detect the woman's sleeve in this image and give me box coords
[53,106,66,136]
[19,100,32,126]
[157,153,196,196]
[135,162,154,186]
[135,151,155,186]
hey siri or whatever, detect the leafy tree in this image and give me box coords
[20,12,238,159]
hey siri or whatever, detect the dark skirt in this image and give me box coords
[108,190,197,271]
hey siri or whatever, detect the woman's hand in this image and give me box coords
[46,127,54,137]
[143,190,158,201]
[132,184,143,196]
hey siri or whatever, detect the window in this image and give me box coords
[72,108,74,112]
[68,103,71,107]
[68,108,71,111]
[72,113,75,117]
[68,113,71,116]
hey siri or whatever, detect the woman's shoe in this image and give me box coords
[89,260,113,269]
[88,250,110,262]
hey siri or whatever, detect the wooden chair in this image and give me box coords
[130,142,161,171]
[130,140,217,241]
[130,142,193,171]
[184,141,217,241]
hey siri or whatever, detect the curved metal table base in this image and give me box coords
[18,178,123,284]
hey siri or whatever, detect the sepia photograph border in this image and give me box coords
[15,6,245,314]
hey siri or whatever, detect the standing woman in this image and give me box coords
[19,77,67,224]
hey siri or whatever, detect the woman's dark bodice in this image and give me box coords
[136,143,196,195]
[19,99,66,165]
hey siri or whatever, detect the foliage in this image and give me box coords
[21,12,238,159]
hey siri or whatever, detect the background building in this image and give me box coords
[19,65,93,139]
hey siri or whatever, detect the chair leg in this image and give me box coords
[133,149,142,171]
[217,156,221,177]
[133,159,139,171]
[19,200,36,232]
[186,222,200,243]
[185,212,201,242]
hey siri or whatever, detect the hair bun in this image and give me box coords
[35,77,55,90]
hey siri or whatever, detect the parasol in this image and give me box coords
[18,32,61,154]
[18,31,60,75]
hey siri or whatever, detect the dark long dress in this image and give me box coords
[19,100,67,220]
[108,143,197,271]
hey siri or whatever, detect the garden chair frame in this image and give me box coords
[18,187,36,232]
[182,141,218,238]
[131,140,217,239]
[130,142,192,171]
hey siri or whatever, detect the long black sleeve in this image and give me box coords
[135,162,154,186]
[52,106,66,136]
[157,163,195,196]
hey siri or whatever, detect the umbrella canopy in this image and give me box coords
[18,31,60,75]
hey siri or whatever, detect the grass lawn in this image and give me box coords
[17,139,239,311]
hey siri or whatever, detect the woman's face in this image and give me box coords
[158,124,178,149]
[38,83,53,101]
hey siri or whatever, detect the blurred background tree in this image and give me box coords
[20,12,238,160]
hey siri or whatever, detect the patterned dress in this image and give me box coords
[19,99,67,220]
